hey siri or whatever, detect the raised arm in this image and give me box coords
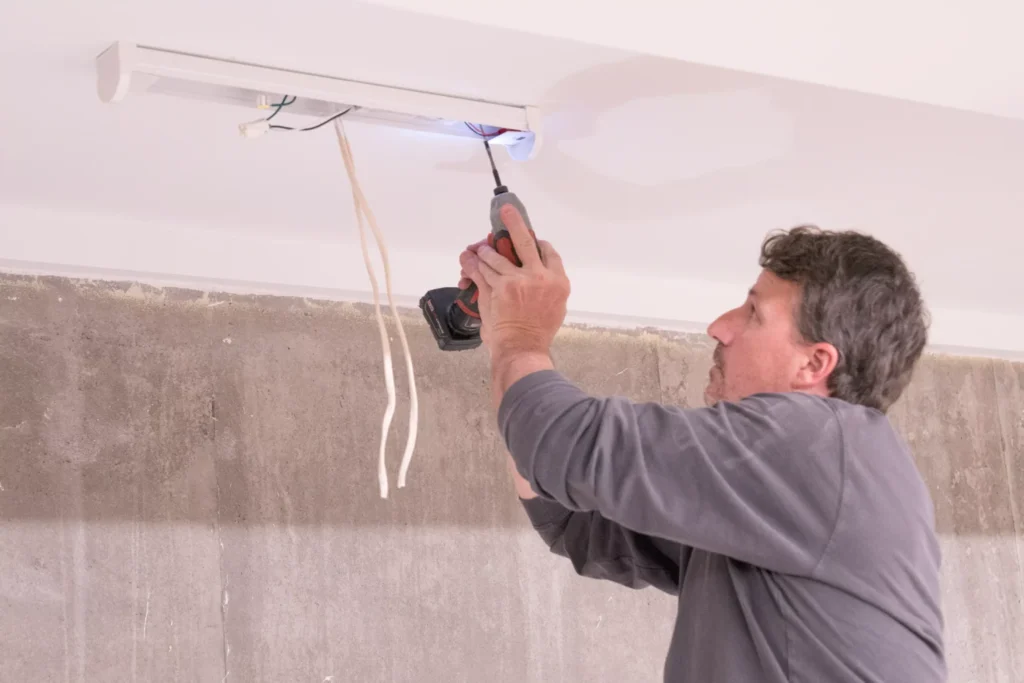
[509,448,682,593]
[519,494,684,593]
[498,370,845,576]
[459,207,839,579]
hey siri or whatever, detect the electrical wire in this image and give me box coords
[271,107,353,132]
[333,118,419,499]
[264,95,296,121]
[464,122,506,138]
[335,122,394,498]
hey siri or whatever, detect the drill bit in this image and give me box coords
[483,138,503,189]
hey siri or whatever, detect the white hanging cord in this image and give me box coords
[336,124,419,488]
[333,119,420,496]
[334,123,394,499]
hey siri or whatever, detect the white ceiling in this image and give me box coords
[369,0,1024,122]
[1,1,1023,356]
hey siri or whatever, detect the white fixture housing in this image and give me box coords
[96,42,542,160]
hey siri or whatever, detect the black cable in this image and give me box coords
[270,107,353,132]
[265,95,297,121]
[301,107,353,131]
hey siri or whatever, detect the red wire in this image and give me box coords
[467,122,508,138]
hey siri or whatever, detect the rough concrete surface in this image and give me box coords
[1,274,1022,682]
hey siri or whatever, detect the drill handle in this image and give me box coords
[452,281,481,329]
[489,191,538,265]
[451,190,536,328]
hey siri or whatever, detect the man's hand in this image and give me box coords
[459,204,570,359]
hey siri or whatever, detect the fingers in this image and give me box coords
[458,238,490,288]
[476,243,518,275]
[459,250,477,280]
[459,249,501,289]
[460,222,555,290]
[499,204,540,268]
[537,240,565,275]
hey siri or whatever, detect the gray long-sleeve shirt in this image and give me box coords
[499,370,945,682]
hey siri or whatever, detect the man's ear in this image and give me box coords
[795,342,839,393]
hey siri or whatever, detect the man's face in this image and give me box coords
[704,269,810,406]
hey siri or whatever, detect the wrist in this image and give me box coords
[489,347,554,410]
[492,348,552,382]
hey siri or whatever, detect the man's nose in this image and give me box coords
[707,312,729,344]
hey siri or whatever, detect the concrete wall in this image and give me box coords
[1,274,1021,682]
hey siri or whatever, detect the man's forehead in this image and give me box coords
[751,270,799,299]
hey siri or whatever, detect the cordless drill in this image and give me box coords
[419,138,536,351]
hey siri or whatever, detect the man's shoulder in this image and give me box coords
[725,391,846,439]
[724,392,913,472]
[734,392,896,436]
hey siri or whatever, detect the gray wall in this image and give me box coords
[1,274,1021,682]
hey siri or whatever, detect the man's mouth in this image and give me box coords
[711,345,725,377]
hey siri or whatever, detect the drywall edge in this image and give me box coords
[1,203,1022,360]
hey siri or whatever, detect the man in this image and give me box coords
[459,205,946,682]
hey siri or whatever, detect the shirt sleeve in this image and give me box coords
[498,370,845,576]
[520,496,684,594]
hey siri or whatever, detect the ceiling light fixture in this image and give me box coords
[95,41,542,160]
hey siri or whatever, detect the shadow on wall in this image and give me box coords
[1,276,1022,538]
